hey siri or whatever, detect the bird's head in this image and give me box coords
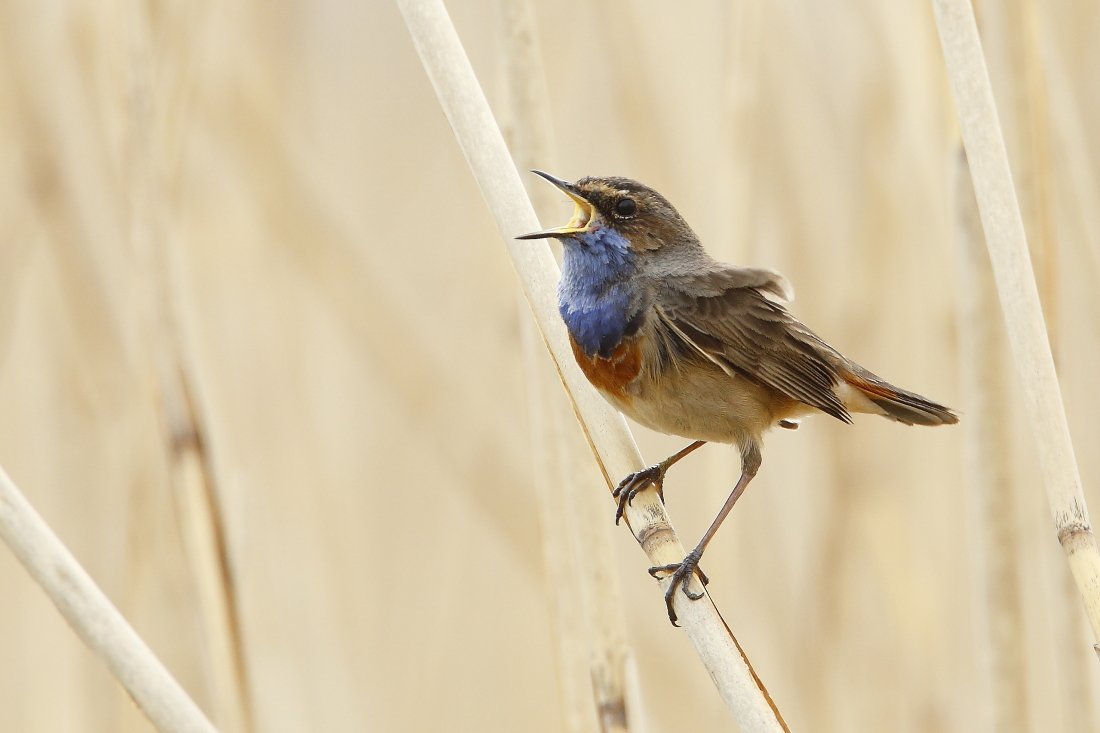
[517,171,699,255]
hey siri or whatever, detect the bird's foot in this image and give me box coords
[648,550,709,626]
[612,465,666,525]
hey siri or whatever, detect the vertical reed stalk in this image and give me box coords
[125,6,252,728]
[1040,40,1100,286]
[519,313,602,733]
[0,465,220,733]
[972,1,1097,724]
[931,0,1100,656]
[496,7,597,728]
[716,0,762,262]
[495,0,640,729]
[397,0,789,728]
[157,372,253,733]
[955,149,1029,733]
[565,459,633,733]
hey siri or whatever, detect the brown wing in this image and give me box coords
[657,270,852,423]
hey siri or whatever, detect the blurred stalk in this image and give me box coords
[1040,36,1100,288]
[128,170,252,733]
[495,1,640,729]
[716,0,761,263]
[0,465,220,733]
[931,0,1100,665]
[973,1,1097,728]
[518,310,602,733]
[125,5,252,731]
[955,148,1029,733]
[397,0,789,728]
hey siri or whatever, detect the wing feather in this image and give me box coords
[657,268,851,423]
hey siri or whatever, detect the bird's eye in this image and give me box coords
[615,198,636,217]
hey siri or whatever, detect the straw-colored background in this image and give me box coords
[1,0,1099,730]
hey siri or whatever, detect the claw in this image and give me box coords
[612,465,665,525]
[648,550,707,625]
[682,583,705,601]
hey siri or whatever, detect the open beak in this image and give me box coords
[516,170,597,240]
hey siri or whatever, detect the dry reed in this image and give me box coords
[396,0,788,728]
[495,3,602,730]
[932,0,1100,656]
[972,2,1098,724]
[955,149,1029,732]
[0,465,219,733]
[495,0,639,729]
[124,22,252,727]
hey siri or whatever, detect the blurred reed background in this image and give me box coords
[1,0,1099,731]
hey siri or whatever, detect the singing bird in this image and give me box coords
[518,171,958,625]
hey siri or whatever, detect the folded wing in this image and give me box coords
[656,266,852,423]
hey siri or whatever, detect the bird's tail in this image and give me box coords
[840,365,958,426]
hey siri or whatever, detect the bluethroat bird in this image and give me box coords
[518,171,958,625]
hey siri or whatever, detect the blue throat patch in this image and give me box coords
[558,227,642,359]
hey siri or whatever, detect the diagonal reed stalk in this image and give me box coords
[931,0,1100,658]
[972,1,1098,724]
[0,465,220,733]
[396,0,788,729]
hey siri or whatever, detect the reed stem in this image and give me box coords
[495,0,640,728]
[931,0,1100,657]
[0,465,219,733]
[955,148,1029,733]
[396,0,789,728]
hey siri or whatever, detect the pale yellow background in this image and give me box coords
[0,0,1098,731]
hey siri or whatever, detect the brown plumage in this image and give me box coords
[519,171,958,624]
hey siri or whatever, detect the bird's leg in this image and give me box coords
[612,441,706,525]
[649,443,761,626]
